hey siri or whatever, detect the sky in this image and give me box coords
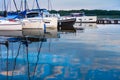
[44,0,120,10]
[0,0,120,11]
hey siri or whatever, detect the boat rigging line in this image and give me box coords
[25,37,31,80]
[11,41,22,80]
[13,0,18,11]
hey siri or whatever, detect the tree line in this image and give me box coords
[1,9,120,18]
[50,9,120,16]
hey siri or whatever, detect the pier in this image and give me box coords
[97,19,120,24]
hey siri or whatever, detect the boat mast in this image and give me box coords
[36,0,40,10]
[24,0,27,18]
[4,0,6,11]
[48,0,52,11]
[25,0,27,11]
[3,0,7,17]
[13,0,18,11]
[48,0,49,11]
[20,0,23,11]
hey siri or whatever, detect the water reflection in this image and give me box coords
[58,25,77,34]
[74,23,97,29]
[0,28,58,38]
[0,24,120,80]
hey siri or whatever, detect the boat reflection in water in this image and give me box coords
[74,23,97,29]
[0,27,58,38]
[0,24,120,80]
[0,28,59,80]
[0,30,23,37]
[58,25,76,33]
[0,26,82,80]
[23,27,58,38]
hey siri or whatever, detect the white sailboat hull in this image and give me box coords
[0,20,22,30]
[22,19,44,29]
[22,17,58,29]
[43,17,58,28]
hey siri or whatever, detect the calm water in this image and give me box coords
[0,24,120,80]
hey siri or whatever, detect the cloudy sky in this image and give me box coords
[45,0,120,10]
[0,0,120,11]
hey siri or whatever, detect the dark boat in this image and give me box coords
[58,18,76,27]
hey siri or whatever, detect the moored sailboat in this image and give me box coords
[0,19,22,30]
[21,0,57,29]
[20,0,45,29]
[0,0,22,30]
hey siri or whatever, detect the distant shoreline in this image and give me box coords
[50,9,120,18]
[0,9,120,18]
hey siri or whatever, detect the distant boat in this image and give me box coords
[65,12,97,23]
[49,12,76,27]
[58,18,76,27]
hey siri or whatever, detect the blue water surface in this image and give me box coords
[0,24,120,80]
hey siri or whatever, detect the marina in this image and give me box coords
[0,0,120,80]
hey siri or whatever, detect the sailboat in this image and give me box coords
[0,0,22,30]
[40,9,58,28]
[19,0,45,29]
[43,0,58,28]
[22,0,58,28]
[0,19,22,30]
[0,0,45,30]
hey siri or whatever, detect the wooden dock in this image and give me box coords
[97,19,120,24]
